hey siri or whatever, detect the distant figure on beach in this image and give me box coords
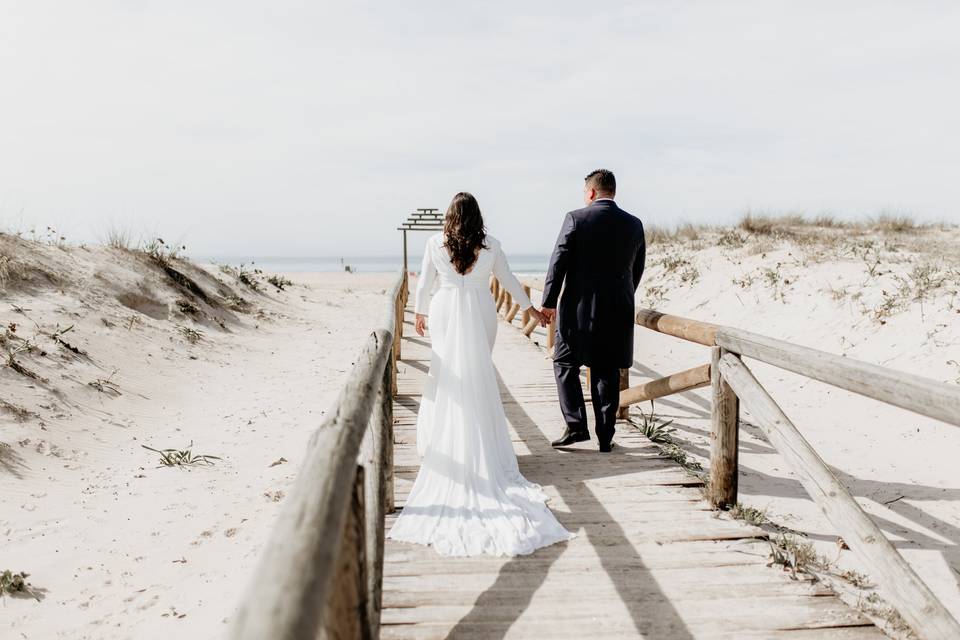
[541,169,646,452]
[387,192,575,556]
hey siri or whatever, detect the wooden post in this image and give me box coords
[709,347,739,509]
[505,302,520,324]
[719,353,960,640]
[585,368,592,400]
[322,466,370,639]
[402,230,408,277]
[521,285,532,326]
[546,315,556,354]
[361,356,393,637]
[617,368,630,419]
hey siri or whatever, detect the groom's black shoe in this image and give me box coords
[551,427,590,448]
[599,441,615,453]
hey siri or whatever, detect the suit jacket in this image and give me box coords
[542,199,645,369]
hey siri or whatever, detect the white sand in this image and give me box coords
[1,236,396,639]
[528,224,960,621]
[3,224,959,637]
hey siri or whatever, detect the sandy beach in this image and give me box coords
[1,234,396,638]
[3,220,960,638]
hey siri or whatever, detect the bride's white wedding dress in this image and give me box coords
[387,233,575,556]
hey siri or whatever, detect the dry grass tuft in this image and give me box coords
[142,442,221,468]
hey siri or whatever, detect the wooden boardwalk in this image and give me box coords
[381,306,883,640]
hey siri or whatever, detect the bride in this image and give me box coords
[387,192,576,557]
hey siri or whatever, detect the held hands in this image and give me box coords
[415,313,427,336]
[540,307,556,326]
[529,307,553,328]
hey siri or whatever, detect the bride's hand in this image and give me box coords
[415,313,427,336]
[528,307,548,328]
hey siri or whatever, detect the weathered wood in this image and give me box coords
[322,465,370,640]
[709,346,739,509]
[719,353,960,640]
[546,315,556,352]
[617,368,630,419]
[634,308,719,346]
[361,353,394,637]
[230,319,396,638]
[716,326,960,428]
[522,316,539,336]
[521,285,532,326]
[496,288,508,312]
[618,363,711,408]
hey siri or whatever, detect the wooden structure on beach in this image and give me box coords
[230,271,960,640]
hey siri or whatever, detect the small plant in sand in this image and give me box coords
[637,403,675,443]
[5,341,47,382]
[657,252,692,276]
[176,299,200,315]
[143,237,186,266]
[0,398,33,420]
[1,570,39,600]
[142,442,221,468]
[900,263,945,321]
[178,325,204,344]
[51,324,87,356]
[768,533,830,579]
[732,272,756,289]
[89,370,121,395]
[730,502,769,527]
[267,274,294,291]
[643,284,669,307]
[105,227,136,251]
[947,360,960,385]
[718,228,746,248]
[220,263,263,291]
[839,568,871,588]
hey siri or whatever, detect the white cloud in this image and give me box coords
[1,1,958,257]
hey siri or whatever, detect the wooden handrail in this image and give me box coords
[634,308,719,346]
[719,353,960,639]
[716,326,960,428]
[484,277,960,637]
[619,363,710,407]
[230,270,405,640]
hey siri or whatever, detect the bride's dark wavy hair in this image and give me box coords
[443,192,488,275]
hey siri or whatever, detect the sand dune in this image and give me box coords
[528,220,960,625]
[1,233,395,638]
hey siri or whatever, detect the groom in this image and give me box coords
[540,169,646,453]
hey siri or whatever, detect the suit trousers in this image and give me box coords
[552,337,620,444]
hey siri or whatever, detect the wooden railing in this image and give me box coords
[230,270,408,640]
[497,280,960,640]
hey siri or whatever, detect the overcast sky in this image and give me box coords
[2,1,959,258]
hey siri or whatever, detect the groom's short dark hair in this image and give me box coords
[585,169,616,196]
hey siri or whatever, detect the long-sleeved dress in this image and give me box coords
[386,233,575,556]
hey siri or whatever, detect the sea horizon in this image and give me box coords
[200,255,551,275]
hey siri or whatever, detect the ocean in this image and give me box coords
[202,255,551,276]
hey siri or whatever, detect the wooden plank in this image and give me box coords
[716,325,960,428]
[619,363,711,407]
[380,291,879,640]
[709,346,740,509]
[719,353,960,640]
[634,308,719,346]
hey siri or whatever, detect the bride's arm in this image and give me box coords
[414,243,437,317]
[492,240,533,311]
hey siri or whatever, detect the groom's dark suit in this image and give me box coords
[542,198,646,446]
